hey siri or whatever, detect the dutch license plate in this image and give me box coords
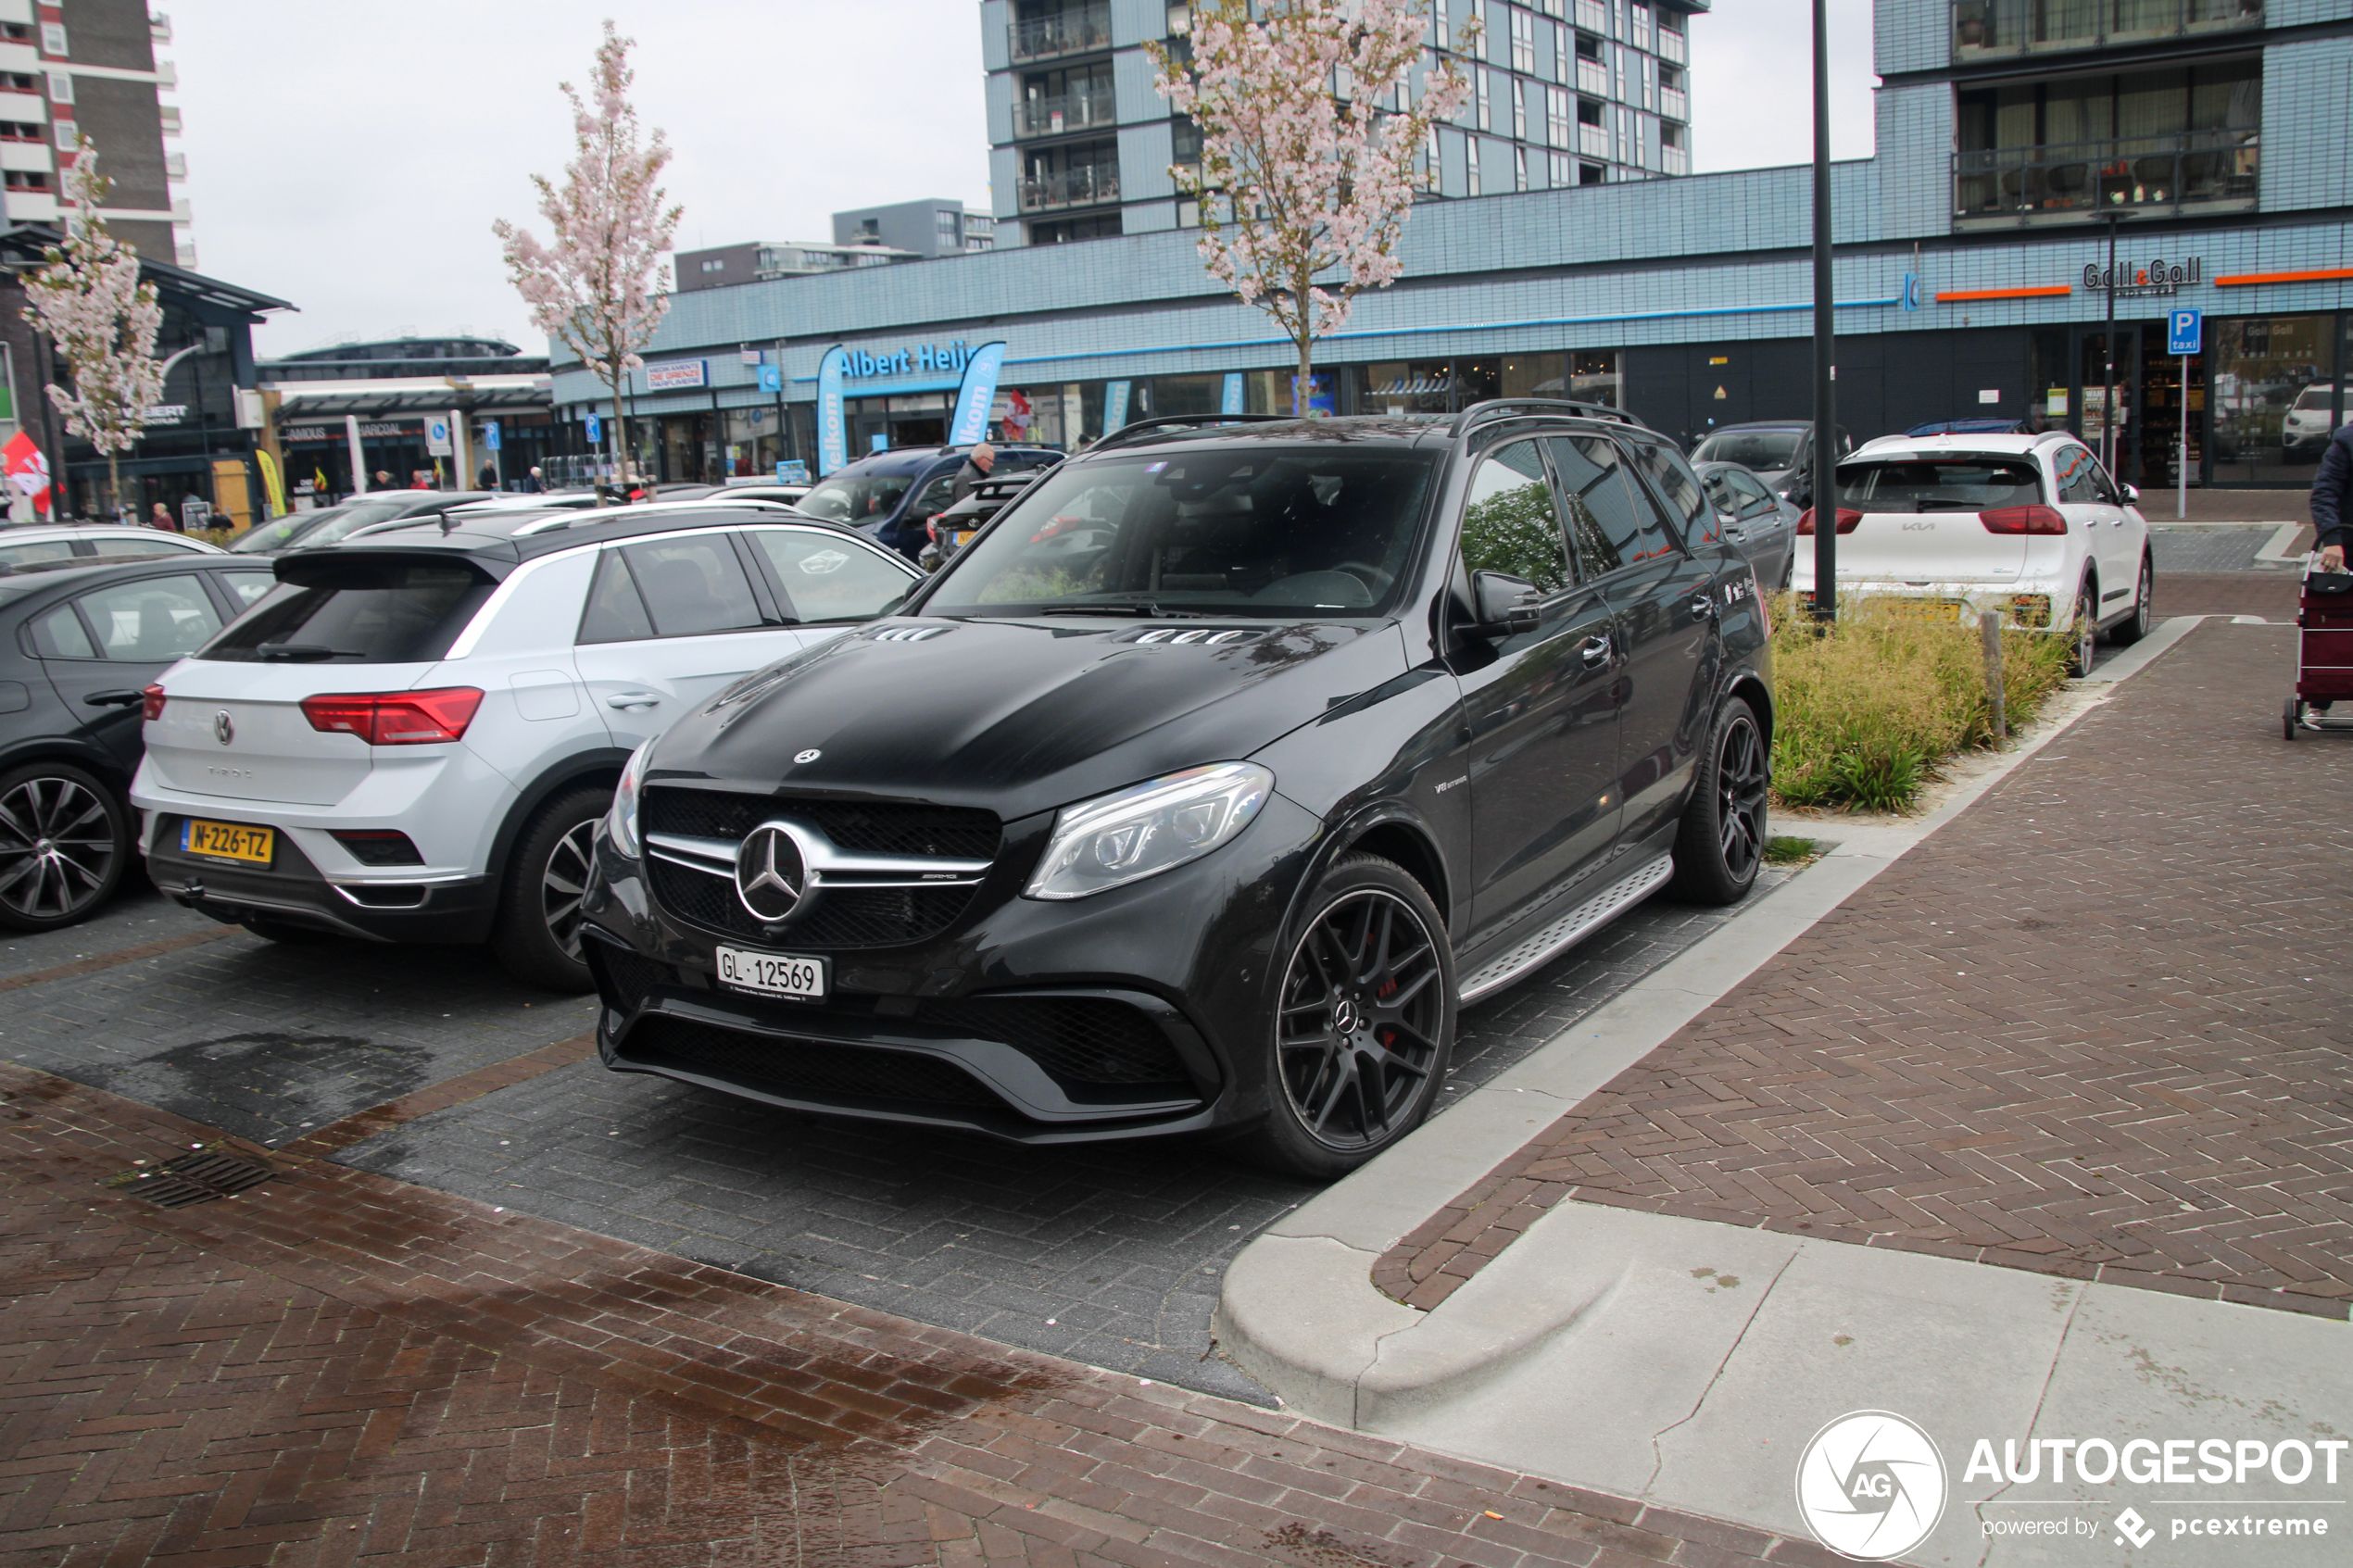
[1885,597,1966,622]
[181,818,273,865]
[954,530,976,546]
[715,946,827,1002]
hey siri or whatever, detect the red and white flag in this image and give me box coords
[2,431,49,515]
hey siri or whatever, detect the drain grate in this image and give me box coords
[110,1148,281,1209]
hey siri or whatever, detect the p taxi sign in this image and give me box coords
[2169,308,2202,357]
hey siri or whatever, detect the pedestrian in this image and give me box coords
[521,466,544,494]
[148,501,177,533]
[2313,413,2353,575]
[372,470,395,492]
[950,441,996,505]
[477,461,497,490]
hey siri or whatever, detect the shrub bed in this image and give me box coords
[1766,596,2074,812]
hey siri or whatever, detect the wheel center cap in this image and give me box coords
[1332,998,1361,1035]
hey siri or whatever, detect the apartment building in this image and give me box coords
[0,0,186,265]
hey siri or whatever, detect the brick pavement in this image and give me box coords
[0,1062,1835,1568]
[1378,622,2353,1317]
[2150,570,2300,620]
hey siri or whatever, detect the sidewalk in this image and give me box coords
[1220,621,2353,1566]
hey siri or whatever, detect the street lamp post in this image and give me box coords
[2098,208,2136,477]
[1809,0,1836,622]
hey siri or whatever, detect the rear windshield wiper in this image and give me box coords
[255,643,359,661]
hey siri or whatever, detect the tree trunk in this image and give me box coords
[1296,334,1314,418]
[607,369,628,501]
[106,451,120,523]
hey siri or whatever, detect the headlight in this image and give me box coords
[606,741,651,859]
[1025,762,1273,900]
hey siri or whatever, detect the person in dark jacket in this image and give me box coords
[949,442,995,505]
[2314,421,2353,573]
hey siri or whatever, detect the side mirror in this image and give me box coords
[2120,483,2142,505]
[1471,570,1541,638]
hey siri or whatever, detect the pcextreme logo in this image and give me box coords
[1794,1411,1949,1561]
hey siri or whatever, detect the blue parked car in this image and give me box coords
[792,445,1064,559]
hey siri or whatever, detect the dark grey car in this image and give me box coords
[1688,421,1851,506]
[1694,460,1799,591]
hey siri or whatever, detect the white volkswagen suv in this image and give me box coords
[131,502,921,988]
[1791,430,2154,673]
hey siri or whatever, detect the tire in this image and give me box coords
[1242,853,1456,1181]
[2067,579,2098,677]
[0,761,130,932]
[488,784,608,992]
[1669,696,1768,906]
[2107,553,2154,646]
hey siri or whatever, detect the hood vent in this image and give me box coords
[867,625,953,643]
[1119,627,1262,646]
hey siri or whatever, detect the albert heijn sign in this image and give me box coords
[842,340,982,380]
[2084,255,2206,299]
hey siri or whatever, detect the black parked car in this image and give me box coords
[578,402,1773,1176]
[916,471,1041,572]
[794,445,1065,559]
[0,553,280,929]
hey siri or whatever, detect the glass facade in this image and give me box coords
[2209,314,2335,486]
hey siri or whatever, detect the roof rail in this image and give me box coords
[1450,398,1645,438]
[1088,413,1288,453]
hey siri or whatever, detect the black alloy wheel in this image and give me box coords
[0,763,129,932]
[1253,855,1454,1178]
[1670,696,1768,905]
[2069,581,2098,676]
[489,784,609,993]
[2108,553,2154,646]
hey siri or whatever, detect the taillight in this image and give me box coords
[140,684,166,721]
[1796,508,1862,535]
[300,687,484,746]
[1979,505,2068,535]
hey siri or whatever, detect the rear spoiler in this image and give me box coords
[274,547,509,589]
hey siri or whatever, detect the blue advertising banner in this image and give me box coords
[948,341,1009,446]
[1103,380,1131,433]
[1221,372,1245,415]
[815,345,849,476]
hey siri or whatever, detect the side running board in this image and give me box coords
[1455,854,1675,1005]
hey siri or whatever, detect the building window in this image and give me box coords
[1546,84,1570,145]
[1166,1,1189,33]
[51,119,74,150]
[1511,76,1526,138]
[4,169,51,190]
[44,70,69,104]
[1510,6,1535,69]
[1580,159,1604,184]
[1176,196,1200,227]
[1548,150,1569,185]
[1540,0,1562,16]
[1576,0,1605,32]
[0,23,27,42]
[700,258,724,273]
[1424,125,1441,190]
[1629,3,1651,51]
[1515,144,1529,191]
[0,120,39,142]
[39,21,65,55]
[1476,66,1491,129]
[1954,56,2263,219]
[1466,136,1482,195]
[1435,2,1450,49]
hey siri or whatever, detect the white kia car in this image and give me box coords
[130,503,922,989]
[1790,431,2154,673]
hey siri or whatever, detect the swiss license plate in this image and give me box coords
[714,946,827,1002]
[1885,597,1966,622]
[181,818,273,865]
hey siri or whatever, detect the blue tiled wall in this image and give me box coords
[1875,82,1954,239]
[2261,35,2353,211]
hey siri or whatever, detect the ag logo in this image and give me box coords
[1793,1411,1946,1562]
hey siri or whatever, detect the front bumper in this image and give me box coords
[580,793,1322,1144]
[145,811,498,942]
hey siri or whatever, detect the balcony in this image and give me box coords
[1013,88,1116,139]
[1660,85,1687,121]
[1576,0,1606,31]
[1576,56,1608,96]
[1661,144,1689,175]
[1952,132,2258,227]
[1579,121,1609,158]
[1656,26,1686,64]
[1952,0,2261,60]
[1009,5,1112,65]
[1020,163,1121,212]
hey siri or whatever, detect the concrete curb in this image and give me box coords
[1215,616,2212,1428]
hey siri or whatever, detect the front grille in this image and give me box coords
[922,997,1188,1085]
[643,787,1000,859]
[629,1014,1000,1108]
[587,937,673,1012]
[647,859,977,947]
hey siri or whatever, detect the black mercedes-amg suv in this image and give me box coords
[577,401,1773,1176]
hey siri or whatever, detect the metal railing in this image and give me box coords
[1008,5,1113,63]
[1656,26,1687,63]
[1579,121,1609,159]
[1952,0,2261,58]
[1659,86,1688,122]
[1019,164,1122,212]
[1576,56,1608,96]
[1952,132,2259,224]
[1661,144,1690,176]
[1013,89,1117,138]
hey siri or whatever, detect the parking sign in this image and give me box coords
[2169,308,2202,357]
[425,417,453,457]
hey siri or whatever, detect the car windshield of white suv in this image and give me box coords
[921,446,1438,618]
[1691,428,1803,469]
[2293,385,2334,411]
[796,470,914,524]
[1838,458,2044,511]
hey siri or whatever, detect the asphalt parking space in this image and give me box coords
[2147,525,2289,573]
[0,878,222,982]
[328,871,1791,1403]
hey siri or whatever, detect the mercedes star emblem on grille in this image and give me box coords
[212,710,234,746]
[733,824,809,922]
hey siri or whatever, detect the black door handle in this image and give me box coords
[83,690,141,708]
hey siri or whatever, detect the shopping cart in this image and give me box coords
[2284,560,2353,737]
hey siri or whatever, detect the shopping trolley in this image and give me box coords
[2285,560,2353,737]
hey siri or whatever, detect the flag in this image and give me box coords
[2,431,49,515]
[255,449,286,518]
[1002,388,1032,438]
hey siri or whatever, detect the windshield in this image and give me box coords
[2294,385,2334,411]
[1838,458,2044,511]
[231,506,351,553]
[797,470,916,523]
[921,445,1438,619]
[1691,429,1804,470]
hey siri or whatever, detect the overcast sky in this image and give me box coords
[170,0,1879,359]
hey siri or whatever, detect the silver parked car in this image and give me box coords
[1693,459,1800,592]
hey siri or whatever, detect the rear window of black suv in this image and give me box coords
[198,557,494,664]
[921,445,1438,618]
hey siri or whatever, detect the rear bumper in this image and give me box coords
[1789,581,2082,628]
[145,812,497,942]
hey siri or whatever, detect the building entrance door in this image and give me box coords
[2077,326,2141,483]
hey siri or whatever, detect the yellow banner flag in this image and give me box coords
[255,449,286,519]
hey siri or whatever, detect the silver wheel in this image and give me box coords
[0,772,120,926]
[2070,583,2097,676]
[541,819,596,961]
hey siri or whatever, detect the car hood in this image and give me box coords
[647,616,1412,823]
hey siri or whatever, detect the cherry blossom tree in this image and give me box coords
[1151,0,1475,414]
[21,137,163,520]
[495,21,680,487]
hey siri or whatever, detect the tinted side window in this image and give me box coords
[28,602,94,659]
[1550,436,1676,575]
[89,534,177,558]
[2053,445,2102,504]
[1729,471,1776,516]
[909,473,960,520]
[0,540,74,571]
[1458,439,1569,592]
[577,549,655,643]
[619,535,762,636]
[221,572,278,608]
[1627,438,1708,546]
[751,531,912,622]
[77,575,221,660]
[200,563,492,664]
